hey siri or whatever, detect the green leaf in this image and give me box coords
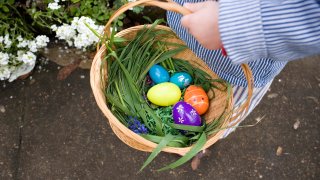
[71,0,81,3]
[7,0,14,5]
[69,7,77,15]
[105,94,133,116]
[84,22,102,39]
[97,15,104,21]
[2,5,9,13]
[144,107,164,136]
[132,7,144,14]
[82,9,88,15]
[168,123,205,133]
[157,132,207,171]
[142,134,189,147]
[92,6,98,12]
[87,8,93,15]
[155,46,187,64]
[117,20,123,27]
[139,134,175,172]
[113,37,127,43]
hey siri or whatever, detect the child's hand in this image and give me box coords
[181,1,222,50]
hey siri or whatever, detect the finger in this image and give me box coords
[181,15,191,30]
[183,2,208,12]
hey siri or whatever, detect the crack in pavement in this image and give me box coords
[13,93,26,180]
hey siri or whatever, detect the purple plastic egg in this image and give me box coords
[172,102,202,126]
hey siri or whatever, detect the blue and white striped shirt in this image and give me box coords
[167,0,320,87]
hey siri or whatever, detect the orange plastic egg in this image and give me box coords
[184,85,209,115]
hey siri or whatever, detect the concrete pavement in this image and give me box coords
[1,54,319,179]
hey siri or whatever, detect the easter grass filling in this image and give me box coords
[95,20,231,171]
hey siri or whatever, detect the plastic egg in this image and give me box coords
[147,82,181,106]
[170,72,193,89]
[148,65,170,84]
[172,102,201,126]
[184,85,209,115]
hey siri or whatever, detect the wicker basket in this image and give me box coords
[90,0,253,156]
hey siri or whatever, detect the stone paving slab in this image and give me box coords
[0,55,319,179]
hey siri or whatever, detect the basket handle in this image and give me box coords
[104,0,192,36]
[231,64,253,123]
[103,0,254,126]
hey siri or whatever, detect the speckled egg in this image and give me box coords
[147,82,181,106]
[184,85,209,115]
[148,65,170,84]
[172,101,202,126]
[170,72,192,89]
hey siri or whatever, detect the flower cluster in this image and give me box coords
[51,16,104,50]
[0,35,49,82]
[48,0,66,10]
[1,0,145,83]
[128,117,149,134]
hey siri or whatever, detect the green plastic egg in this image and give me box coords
[147,82,181,106]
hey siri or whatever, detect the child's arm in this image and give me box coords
[181,0,320,64]
[181,1,222,50]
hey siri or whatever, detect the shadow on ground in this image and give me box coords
[0,55,319,179]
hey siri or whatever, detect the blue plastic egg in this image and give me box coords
[170,72,192,89]
[148,65,170,84]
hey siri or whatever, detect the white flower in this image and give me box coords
[4,34,12,49]
[66,40,73,46]
[51,24,58,31]
[28,41,38,52]
[17,50,24,57]
[17,51,36,64]
[0,52,10,65]
[48,2,61,10]
[71,17,80,29]
[54,0,60,2]
[35,35,50,48]
[110,27,117,32]
[56,24,76,41]
[74,33,89,49]
[17,35,23,42]
[52,16,104,50]
[0,66,11,81]
[74,30,99,49]
[17,40,29,48]
[0,36,3,43]
[75,17,96,34]
[72,16,104,49]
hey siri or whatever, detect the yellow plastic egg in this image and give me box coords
[147,82,181,106]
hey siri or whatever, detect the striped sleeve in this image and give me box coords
[219,0,320,64]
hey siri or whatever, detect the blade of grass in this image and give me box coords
[141,134,189,147]
[157,132,207,171]
[167,123,205,133]
[139,133,175,172]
